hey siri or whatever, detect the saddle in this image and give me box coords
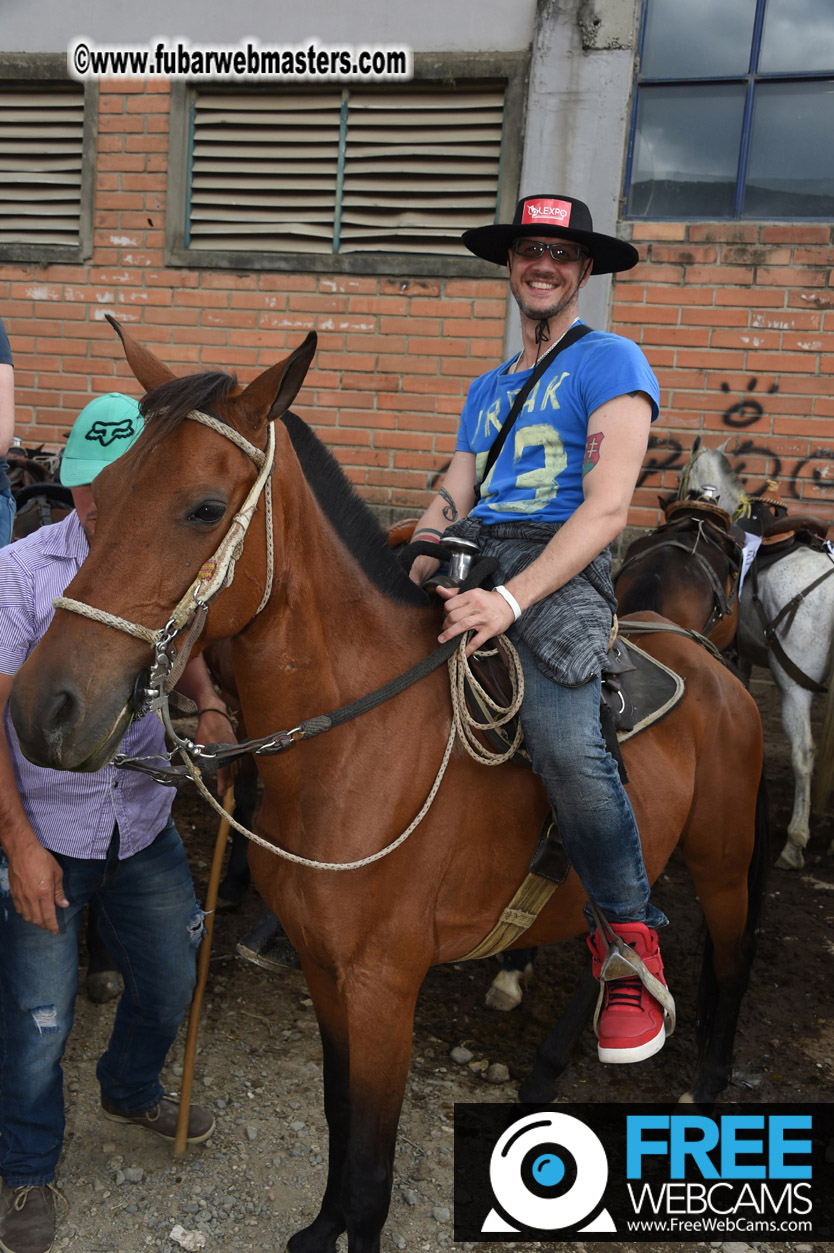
[462,627,684,761]
[742,486,830,569]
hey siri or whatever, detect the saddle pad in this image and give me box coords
[615,637,685,743]
[462,635,684,756]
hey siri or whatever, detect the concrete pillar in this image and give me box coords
[506,0,641,352]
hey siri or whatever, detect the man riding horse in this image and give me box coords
[409,193,671,1063]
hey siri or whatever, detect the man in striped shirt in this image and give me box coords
[0,395,232,1253]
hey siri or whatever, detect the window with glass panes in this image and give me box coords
[625,0,834,219]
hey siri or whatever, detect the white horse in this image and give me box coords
[680,436,834,870]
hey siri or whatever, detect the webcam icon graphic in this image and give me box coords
[482,1111,615,1234]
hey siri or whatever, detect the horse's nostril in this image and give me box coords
[49,688,79,730]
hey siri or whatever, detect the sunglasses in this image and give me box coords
[513,239,588,264]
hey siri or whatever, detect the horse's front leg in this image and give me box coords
[287,958,423,1253]
[774,676,814,870]
[285,1011,350,1253]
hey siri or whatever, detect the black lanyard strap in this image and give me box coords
[477,322,592,498]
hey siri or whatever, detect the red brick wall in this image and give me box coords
[4,82,833,531]
[614,222,834,528]
[1,80,509,521]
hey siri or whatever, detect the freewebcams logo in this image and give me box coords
[454,1102,834,1243]
[482,1110,615,1234]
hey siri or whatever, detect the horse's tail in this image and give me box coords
[812,642,834,815]
[692,766,769,1091]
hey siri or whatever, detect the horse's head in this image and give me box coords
[10,319,316,771]
[677,435,749,518]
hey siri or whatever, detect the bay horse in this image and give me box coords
[10,323,767,1253]
[615,496,743,653]
[679,436,834,870]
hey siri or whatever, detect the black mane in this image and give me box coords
[280,411,429,608]
[133,371,429,608]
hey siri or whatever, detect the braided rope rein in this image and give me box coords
[170,633,524,871]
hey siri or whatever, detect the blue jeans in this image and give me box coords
[0,817,201,1186]
[514,638,667,931]
[0,488,14,548]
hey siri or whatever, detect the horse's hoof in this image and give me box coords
[518,1075,555,1103]
[85,970,123,1003]
[775,843,804,871]
[485,970,525,1012]
[286,1236,337,1253]
[677,1091,696,1103]
[286,1217,341,1253]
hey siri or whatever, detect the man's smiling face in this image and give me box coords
[506,236,593,325]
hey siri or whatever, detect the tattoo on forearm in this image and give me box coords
[438,487,459,522]
[582,431,604,477]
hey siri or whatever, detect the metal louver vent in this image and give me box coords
[188,84,505,255]
[189,92,342,254]
[339,89,504,255]
[0,86,85,247]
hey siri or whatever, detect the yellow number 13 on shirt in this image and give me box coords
[478,424,568,514]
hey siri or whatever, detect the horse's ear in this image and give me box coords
[691,434,702,455]
[717,436,732,455]
[106,314,177,391]
[238,331,317,424]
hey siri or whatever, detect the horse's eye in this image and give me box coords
[189,501,226,524]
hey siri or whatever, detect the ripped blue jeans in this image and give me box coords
[0,817,200,1186]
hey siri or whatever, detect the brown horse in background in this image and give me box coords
[615,497,744,653]
[10,323,767,1253]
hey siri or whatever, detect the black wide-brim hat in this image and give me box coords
[462,193,639,276]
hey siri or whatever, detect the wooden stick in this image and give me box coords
[173,784,235,1156]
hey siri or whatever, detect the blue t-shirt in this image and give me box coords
[456,325,659,524]
[0,317,12,496]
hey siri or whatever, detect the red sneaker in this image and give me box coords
[587,922,669,1063]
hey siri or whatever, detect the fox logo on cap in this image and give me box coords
[86,419,138,448]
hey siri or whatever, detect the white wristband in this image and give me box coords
[493,584,522,622]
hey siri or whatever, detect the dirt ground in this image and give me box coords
[54,666,833,1253]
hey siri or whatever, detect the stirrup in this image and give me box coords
[589,905,676,1038]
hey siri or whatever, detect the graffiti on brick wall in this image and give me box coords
[637,377,834,506]
[719,377,780,429]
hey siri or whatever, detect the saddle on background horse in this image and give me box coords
[742,480,831,570]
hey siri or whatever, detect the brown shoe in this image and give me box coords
[101,1095,215,1144]
[0,1183,61,1253]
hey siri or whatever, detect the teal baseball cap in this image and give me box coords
[59,393,143,486]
